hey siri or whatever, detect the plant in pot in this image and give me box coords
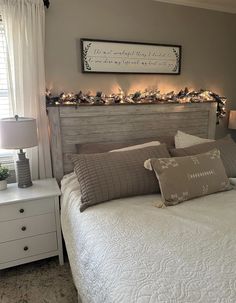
[0,164,10,190]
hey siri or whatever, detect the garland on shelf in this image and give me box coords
[46,87,227,123]
[43,0,50,8]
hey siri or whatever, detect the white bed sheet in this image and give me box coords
[61,173,236,303]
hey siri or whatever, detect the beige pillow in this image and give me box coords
[175,130,214,148]
[72,144,170,212]
[76,136,174,154]
[110,141,160,152]
[145,149,232,206]
[170,135,236,178]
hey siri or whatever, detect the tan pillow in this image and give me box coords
[72,144,170,212]
[170,135,236,178]
[175,130,214,148]
[145,149,232,206]
[76,136,174,154]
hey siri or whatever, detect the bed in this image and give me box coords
[61,173,236,303]
[47,102,236,302]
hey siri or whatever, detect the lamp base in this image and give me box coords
[16,150,33,188]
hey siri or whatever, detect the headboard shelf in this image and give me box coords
[47,102,217,182]
[47,101,216,108]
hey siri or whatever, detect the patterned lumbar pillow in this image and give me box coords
[170,135,236,178]
[72,144,170,212]
[175,130,214,149]
[144,149,232,206]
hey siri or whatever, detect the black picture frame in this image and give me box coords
[81,38,181,75]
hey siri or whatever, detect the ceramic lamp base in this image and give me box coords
[16,150,33,188]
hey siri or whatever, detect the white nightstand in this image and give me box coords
[0,178,64,270]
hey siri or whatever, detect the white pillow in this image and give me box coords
[110,141,160,152]
[175,130,214,149]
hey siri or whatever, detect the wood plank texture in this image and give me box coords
[47,107,64,182]
[48,103,217,179]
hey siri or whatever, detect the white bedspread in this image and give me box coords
[61,173,236,303]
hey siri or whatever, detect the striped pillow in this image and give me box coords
[72,144,170,212]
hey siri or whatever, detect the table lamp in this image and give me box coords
[228,110,236,130]
[0,115,38,188]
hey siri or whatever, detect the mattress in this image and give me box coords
[61,173,236,303]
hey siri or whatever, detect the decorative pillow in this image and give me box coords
[110,141,160,152]
[72,144,170,212]
[145,149,232,206]
[170,135,236,177]
[175,130,214,148]
[76,136,174,154]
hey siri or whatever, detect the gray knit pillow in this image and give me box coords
[72,144,170,212]
[170,135,236,178]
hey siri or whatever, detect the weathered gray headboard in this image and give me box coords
[47,102,217,182]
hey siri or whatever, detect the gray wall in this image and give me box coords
[45,0,236,138]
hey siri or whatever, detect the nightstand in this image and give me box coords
[0,178,63,270]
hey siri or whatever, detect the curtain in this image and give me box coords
[0,0,52,179]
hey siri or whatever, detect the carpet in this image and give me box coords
[0,257,80,303]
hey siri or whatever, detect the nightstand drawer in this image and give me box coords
[0,232,58,264]
[0,213,56,243]
[0,198,55,222]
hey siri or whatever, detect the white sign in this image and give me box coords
[81,39,181,74]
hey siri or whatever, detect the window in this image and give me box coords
[0,21,10,119]
[0,19,14,169]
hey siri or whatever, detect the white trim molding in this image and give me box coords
[154,0,236,14]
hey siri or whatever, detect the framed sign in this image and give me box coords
[81,39,181,75]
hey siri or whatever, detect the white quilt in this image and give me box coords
[61,173,236,303]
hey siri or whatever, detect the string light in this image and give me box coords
[46,87,227,123]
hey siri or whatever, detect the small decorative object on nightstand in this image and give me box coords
[229,110,236,130]
[0,115,38,188]
[0,164,10,191]
[0,178,64,270]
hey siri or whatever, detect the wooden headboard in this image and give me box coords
[47,102,217,182]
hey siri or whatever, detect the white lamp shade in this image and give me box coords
[0,117,38,149]
[228,110,236,130]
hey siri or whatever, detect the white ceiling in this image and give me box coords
[154,0,236,14]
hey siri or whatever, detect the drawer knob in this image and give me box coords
[23,246,29,251]
[21,226,26,231]
[19,208,25,213]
